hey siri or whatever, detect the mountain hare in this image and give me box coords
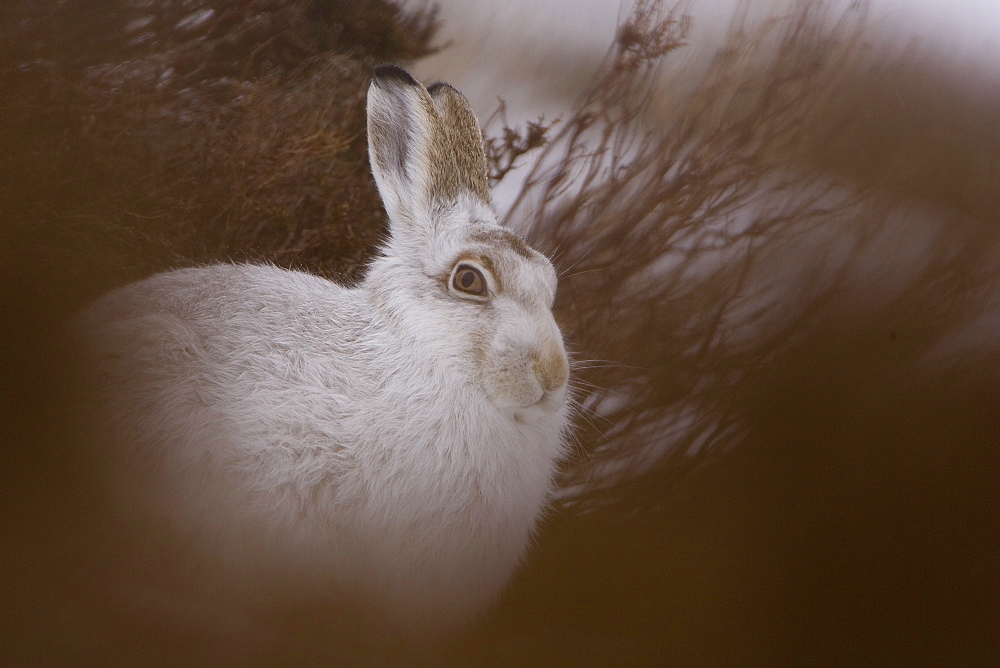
[78,65,572,643]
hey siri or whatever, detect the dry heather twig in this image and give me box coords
[489,0,1000,512]
[471,2,998,661]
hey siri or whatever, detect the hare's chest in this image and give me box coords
[348,414,554,526]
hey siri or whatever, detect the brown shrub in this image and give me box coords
[0,0,439,307]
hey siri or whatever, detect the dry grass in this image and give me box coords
[1,0,997,663]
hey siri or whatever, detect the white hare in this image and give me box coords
[78,65,571,642]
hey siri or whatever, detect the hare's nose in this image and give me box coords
[533,344,569,394]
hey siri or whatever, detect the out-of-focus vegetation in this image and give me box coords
[0,0,439,299]
[2,0,997,664]
[474,2,999,663]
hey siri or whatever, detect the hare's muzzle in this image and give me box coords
[533,343,569,395]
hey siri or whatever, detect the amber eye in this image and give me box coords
[452,264,487,297]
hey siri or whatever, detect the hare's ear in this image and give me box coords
[367,65,443,227]
[427,82,491,204]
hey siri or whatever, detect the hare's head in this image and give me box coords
[365,65,569,424]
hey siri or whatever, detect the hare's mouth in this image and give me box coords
[488,367,567,423]
[512,390,561,424]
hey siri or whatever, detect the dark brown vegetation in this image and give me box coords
[1,0,439,294]
[2,0,997,664]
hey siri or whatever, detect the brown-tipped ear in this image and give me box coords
[427,82,491,203]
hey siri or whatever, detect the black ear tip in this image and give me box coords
[373,64,419,87]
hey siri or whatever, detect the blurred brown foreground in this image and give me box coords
[1,0,997,664]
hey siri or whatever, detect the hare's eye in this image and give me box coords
[452,264,487,297]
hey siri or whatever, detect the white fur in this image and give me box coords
[78,66,570,642]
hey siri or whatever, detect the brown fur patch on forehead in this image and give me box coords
[427,82,490,203]
[468,227,537,261]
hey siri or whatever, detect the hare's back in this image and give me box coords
[80,262,364,432]
[84,263,353,328]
